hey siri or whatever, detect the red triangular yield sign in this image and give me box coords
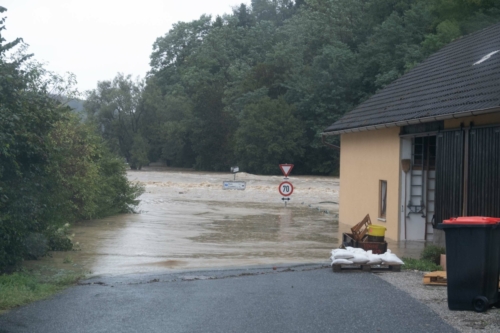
[279,164,294,177]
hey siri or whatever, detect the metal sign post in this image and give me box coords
[230,166,239,180]
[278,164,294,207]
[223,166,246,190]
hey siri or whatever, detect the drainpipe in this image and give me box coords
[462,122,473,216]
[401,159,411,240]
[321,134,340,150]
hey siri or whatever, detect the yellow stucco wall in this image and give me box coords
[337,111,500,242]
[444,112,500,129]
[339,127,401,241]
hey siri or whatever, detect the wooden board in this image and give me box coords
[351,214,371,242]
[332,264,401,273]
[423,271,500,287]
[423,271,447,286]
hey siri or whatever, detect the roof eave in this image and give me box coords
[322,107,500,136]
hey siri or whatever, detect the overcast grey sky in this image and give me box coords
[2,0,244,94]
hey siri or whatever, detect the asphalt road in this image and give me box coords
[0,265,457,333]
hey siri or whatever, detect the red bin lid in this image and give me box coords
[443,216,500,225]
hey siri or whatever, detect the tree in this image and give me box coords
[234,97,304,173]
[84,73,144,164]
[0,7,142,270]
[150,15,213,74]
[234,4,255,27]
[130,134,150,170]
[140,77,197,166]
[137,0,500,176]
[0,6,67,267]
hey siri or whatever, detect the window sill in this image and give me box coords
[377,218,386,222]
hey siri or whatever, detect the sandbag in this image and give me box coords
[332,249,354,259]
[345,246,366,255]
[366,250,382,265]
[331,259,353,265]
[331,248,343,255]
[380,249,404,265]
[350,254,370,264]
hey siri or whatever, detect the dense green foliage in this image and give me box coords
[403,245,446,271]
[86,0,500,175]
[84,74,145,163]
[0,7,143,271]
[420,244,446,264]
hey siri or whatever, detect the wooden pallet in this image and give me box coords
[332,264,401,273]
[351,214,372,242]
[423,271,447,286]
[423,271,500,287]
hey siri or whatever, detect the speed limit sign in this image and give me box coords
[278,181,294,196]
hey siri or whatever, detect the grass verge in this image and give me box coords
[0,269,83,313]
[402,257,442,271]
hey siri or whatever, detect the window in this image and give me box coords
[412,136,436,169]
[379,180,387,218]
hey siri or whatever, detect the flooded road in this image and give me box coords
[59,168,341,276]
[27,167,424,277]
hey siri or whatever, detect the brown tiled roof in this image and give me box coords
[324,23,500,134]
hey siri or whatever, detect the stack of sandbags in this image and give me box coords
[378,249,404,265]
[330,247,404,266]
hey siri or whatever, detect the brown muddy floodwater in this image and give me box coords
[28,167,424,277]
[48,168,341,276]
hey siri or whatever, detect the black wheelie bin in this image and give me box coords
[441,216,500,312]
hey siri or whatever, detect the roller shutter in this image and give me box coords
[435,130,464,225]
[468,126,500,217]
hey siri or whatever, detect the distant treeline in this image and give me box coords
[0,7,143,271]
[85,0,500,175]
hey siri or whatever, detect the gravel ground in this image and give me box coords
[377,271,500,332]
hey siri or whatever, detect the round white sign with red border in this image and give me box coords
[279,181,294,197]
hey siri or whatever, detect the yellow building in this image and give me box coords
[323,23,500,243]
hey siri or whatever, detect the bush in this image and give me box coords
[46,224,73,251]
[93,150,144,217]
[0,22,143,271]
[48,237,73,252]
[402,257,442,271]
[23,233,48,260]
[420,245,446,265]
